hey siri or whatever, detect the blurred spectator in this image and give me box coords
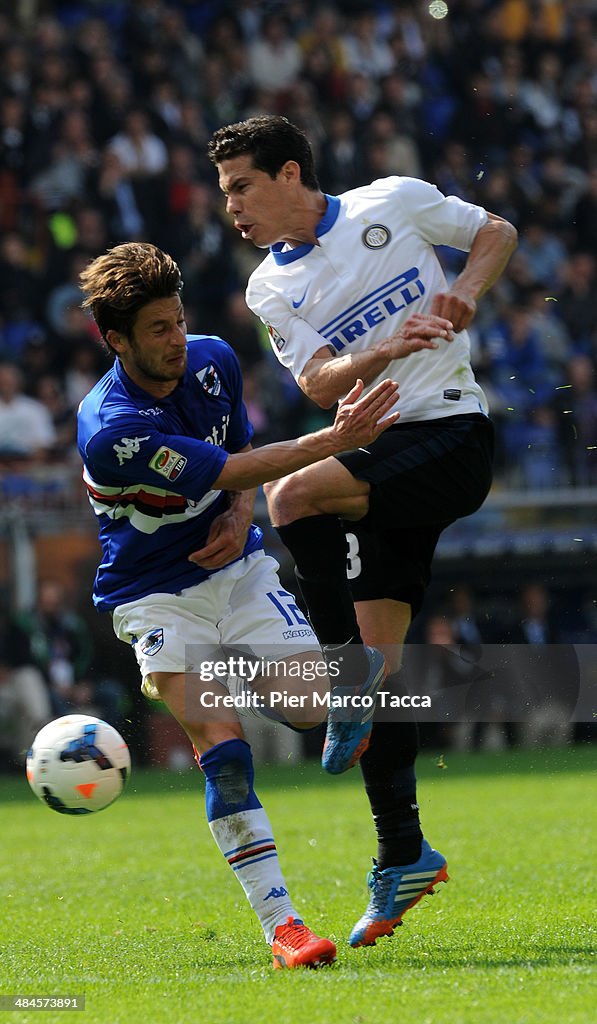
[519,405,566,489]
[446,585,486,646]
[34,374,77,458]
[342,9,394,80]
[0,362,56,462]
[16,578,93,690]
[173,181,239,323]
[247,12,303,104]
[555,251,597,347]
[0,612,52,769]
[107,106,168,177]
[0,233,41,327]
[215,289,266,368]
[485,302,560,412]
[87,149,145,242]
[363,107,421,178]
[45,251,88,335]
[554,354,597,487]
[515,219,568,289]
[30,108,97,213]
[299,5,348,104]
[284,81,327,160]
[505,582,561,645]
[407,614,475,751]
[15,578,125,729]
[318,108,365,194]
[572,166,597,254]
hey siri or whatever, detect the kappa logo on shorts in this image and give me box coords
[282,628,315,640]
[362,224,392,249]
[138,627,164,656]
[149,445,187,480]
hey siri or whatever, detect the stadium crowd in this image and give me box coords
[1,1,597,763]
[0,0,596,486]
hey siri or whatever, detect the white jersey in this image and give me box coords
[246,176,489,423]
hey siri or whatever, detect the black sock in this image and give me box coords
[276,516,369,682]
[359,677,423,868]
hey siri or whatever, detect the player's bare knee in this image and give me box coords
[267,474,321,525]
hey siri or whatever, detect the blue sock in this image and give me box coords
[200,739,298,942]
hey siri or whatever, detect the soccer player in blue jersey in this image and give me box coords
[77,241,408,968]
[208,116,517,948]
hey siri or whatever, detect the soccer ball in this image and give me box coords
[26,715,131,815]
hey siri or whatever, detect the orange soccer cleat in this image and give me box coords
[271,917,337,969]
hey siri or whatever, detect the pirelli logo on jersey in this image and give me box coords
[321,268,425,352]
[149,446,187,481]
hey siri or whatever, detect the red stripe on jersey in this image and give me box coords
[86,481,187,510]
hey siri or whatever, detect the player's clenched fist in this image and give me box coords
[430,290,477,333]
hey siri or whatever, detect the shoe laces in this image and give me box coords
[366,860,398,913]
[274,917,313,950]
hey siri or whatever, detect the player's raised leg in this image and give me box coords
[265,460,387,774]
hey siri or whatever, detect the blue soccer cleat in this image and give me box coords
[321,645,386,775]
[349,839,449,947]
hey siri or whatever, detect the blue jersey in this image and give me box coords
[77,335,263,611]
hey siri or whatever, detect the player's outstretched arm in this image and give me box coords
[299,313,454,409]
[211,378,399,492]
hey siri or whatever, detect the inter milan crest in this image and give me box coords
[362,224,391,249]
[196,364,222,396]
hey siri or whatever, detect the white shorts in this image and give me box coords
[112,551,321,695]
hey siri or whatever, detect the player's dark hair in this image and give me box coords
[208,115,320,190]
[79,243,183,352]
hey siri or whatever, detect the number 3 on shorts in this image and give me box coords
[345,532,362,580]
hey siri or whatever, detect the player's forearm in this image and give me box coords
[226,445,258,521]
[227,486,258,526]
[213,430,341,491]
[300,348,391,409]
[452,215,518,302]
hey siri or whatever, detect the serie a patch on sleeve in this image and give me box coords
[265,321,286,351]
[149,446,187,480]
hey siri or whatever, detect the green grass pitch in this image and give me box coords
[1,747,595,1024]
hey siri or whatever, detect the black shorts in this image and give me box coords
[335,414,494,614]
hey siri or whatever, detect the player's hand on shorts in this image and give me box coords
[431,290,476,333]
[384,312,454,360]
[188,506,251,569]
[332,377,400,447]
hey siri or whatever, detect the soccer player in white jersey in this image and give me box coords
[208,116,517,948]
[77,241,406,968]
